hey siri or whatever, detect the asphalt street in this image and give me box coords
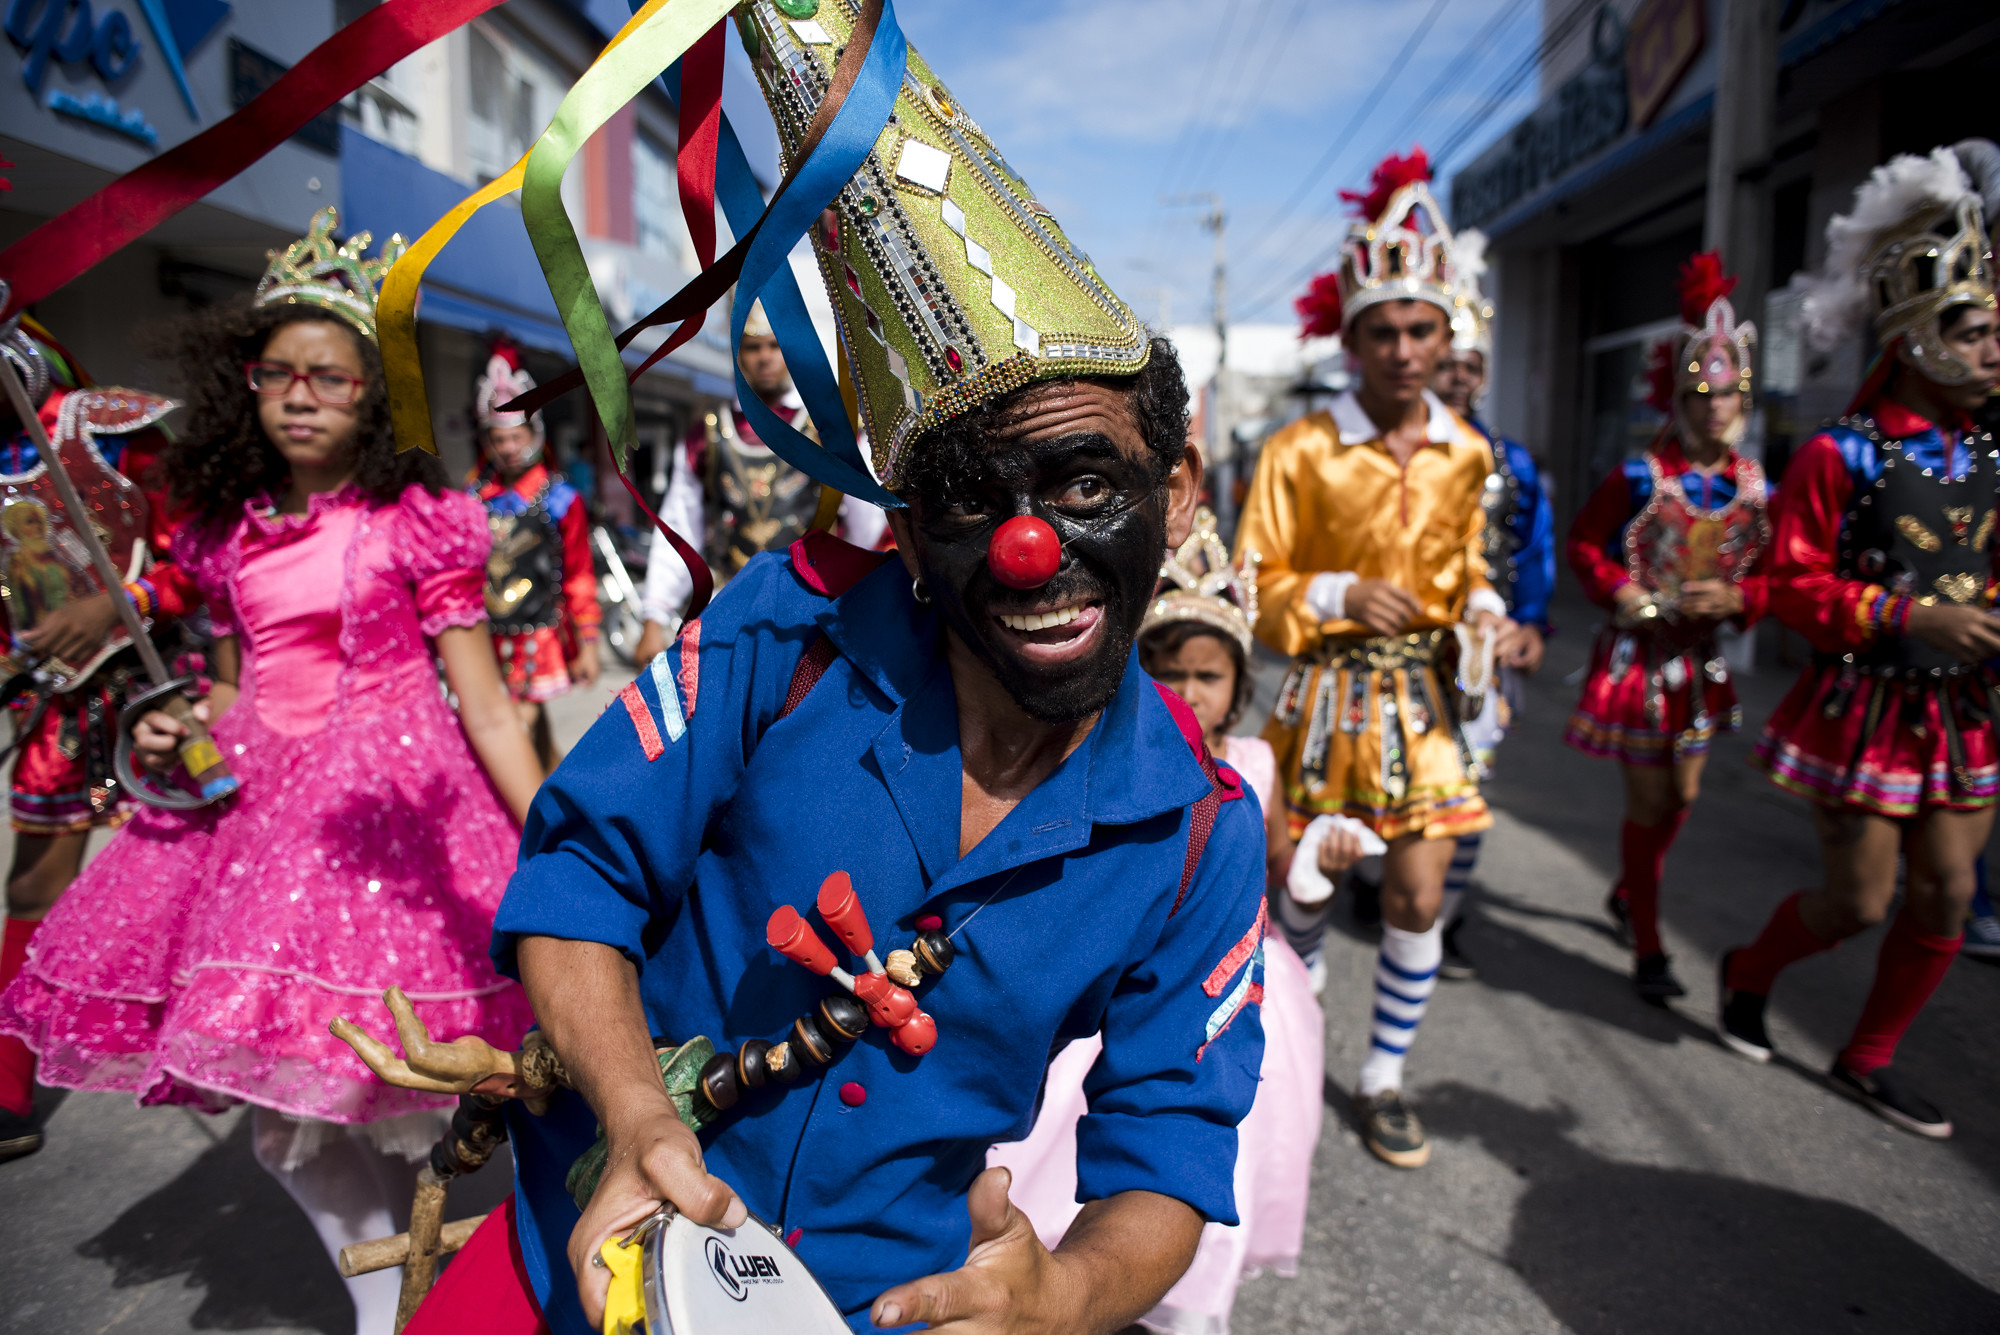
[5,589,2000,1333]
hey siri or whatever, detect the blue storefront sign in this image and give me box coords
[5,0,228,144]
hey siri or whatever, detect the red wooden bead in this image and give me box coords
[767,905,838,975]
[915,914,943,931]
[853,971,918,1028]
[816,870,873,956]
[891,1012,937,1056]
[839,1081,867,1107]
[988,515,1061,589]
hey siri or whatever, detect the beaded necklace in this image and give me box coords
[688,869,1018,1116]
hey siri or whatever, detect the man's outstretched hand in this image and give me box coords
[870,1171,1200,1334]
[871,1168,1071,1333]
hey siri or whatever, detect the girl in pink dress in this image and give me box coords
[989,509,1355,1334]
[0,210,543,1335]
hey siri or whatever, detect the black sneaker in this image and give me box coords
[1634,952,1686,1005]
[1439,918,1476,981]
[1715,949,1772,1063]
[1828,1062,1952,1139]
[1349,870,1382,929]
[0,1106,41,1163]
[1604,886,1633,947]
[1354,1089,1430,1168]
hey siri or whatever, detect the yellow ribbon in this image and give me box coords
[380,0,716,455]
[379,156,529,454]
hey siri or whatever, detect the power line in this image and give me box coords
[1175,0,1304,199]
[1429,0,1600,167]
[1383,0,1539,171]
[1236,0,1602,318]
[1152,0,1247,196]
[1232,0,1454,261]
[1235,0,1535,275]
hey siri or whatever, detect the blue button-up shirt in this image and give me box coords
[493,546,1268,1333]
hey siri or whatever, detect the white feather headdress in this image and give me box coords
[1794,147,1974,354]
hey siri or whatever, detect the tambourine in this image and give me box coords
[600,1206,851,1335]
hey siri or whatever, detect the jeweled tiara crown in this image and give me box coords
[255,207,406,342]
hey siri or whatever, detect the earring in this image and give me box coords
[912,576,933,606]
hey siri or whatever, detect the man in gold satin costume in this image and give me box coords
[1236,150,1524,1169]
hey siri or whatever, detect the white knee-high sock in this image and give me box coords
[1358,922,1443,1096]
[1440,832,1482,929]
[251,1107,425,1335]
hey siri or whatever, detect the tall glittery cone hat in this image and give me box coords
[736,1,1151,489]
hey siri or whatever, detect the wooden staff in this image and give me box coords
[0,355,236,796]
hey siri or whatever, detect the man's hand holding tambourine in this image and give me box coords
[571,1096,747,1327]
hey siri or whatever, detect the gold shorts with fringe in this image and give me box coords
[1265,630,1492,843]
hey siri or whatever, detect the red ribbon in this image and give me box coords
[607,20,726,621]
[0,0,510,319]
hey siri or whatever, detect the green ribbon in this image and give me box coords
[519,0,736,468]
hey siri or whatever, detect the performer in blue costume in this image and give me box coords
[336,6,1268,1332]
[1427,234,1554,979]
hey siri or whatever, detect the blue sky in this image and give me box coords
[884,0,1548,329]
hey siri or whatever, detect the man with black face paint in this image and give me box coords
[1238,150,1518,1171]
[445,9,1271,1335]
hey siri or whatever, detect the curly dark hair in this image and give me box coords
[895,336,1192,504]
[157,300,447,525]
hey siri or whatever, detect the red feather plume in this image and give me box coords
[1676,251,1737,326]
[484,333,525,371]
[1295,272,1343,339]
[1340,147,1432,221]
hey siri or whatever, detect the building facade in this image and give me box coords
[3,0,744,503]
[1455,0,1997,538]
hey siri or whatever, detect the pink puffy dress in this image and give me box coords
[988,735,1323,1334]
[0,483,533,1123]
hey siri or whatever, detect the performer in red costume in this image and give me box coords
[1565,254,1770,1004]
[1720,142,2000,1139]
[0,297,199,1161]
[470,341,601,767]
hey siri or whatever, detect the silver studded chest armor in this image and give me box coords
[1836,416,2000,673]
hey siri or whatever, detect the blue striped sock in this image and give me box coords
[1440,831,1482,928]
[1358,922,1442,1095]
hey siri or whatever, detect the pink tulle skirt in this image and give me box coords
[0,677,533,1124]
[988,932,1323,1333]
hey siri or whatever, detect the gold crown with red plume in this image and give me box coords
[1645,252,1755,419]
[1296,148,1466,339]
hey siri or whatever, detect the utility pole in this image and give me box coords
[1163,193,1229,518]
[1704,0,1777,677]
[1705,0,1777,342]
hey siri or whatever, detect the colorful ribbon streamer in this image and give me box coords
[517,0,738,468]
[0,0,510,319]
[728,0,905,510]
[657,54,876,492]
[380,156,529,456]
[379,0,671,456]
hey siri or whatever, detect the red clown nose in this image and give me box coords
[988,515,1062,589]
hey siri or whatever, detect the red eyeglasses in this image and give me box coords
[244,361,367,406]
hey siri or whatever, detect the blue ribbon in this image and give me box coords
[652,7,903,509]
